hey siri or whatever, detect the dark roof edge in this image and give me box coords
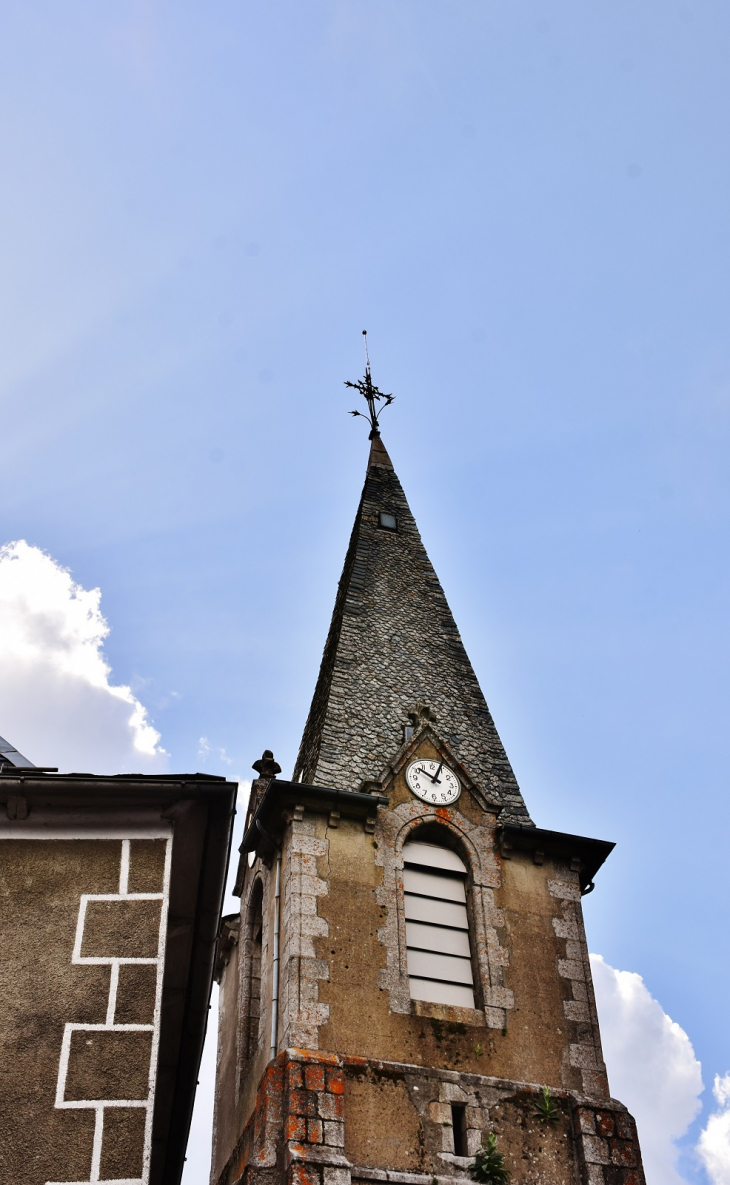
[241,777,390,851]
[497,823,615,894]
[155,782,237,1185]
[0,770,229,782]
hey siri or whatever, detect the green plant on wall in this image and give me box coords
[469,1133,510,1184]
[533,1086,560,1125]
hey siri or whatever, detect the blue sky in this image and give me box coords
[1,3,729,1182]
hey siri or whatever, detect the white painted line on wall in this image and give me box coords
[106,964,119,1027]
[141,836,173,1182]
[46,836,172,1185]
[119,840,130,894]
[90,1108,104,1183]
[73,893,164,966]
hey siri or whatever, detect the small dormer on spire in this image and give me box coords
[345,331,395,439]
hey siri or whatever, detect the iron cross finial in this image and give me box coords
[345,331,395,439]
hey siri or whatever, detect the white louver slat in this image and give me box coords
[407,978,476,1009]
[404,895,467,929]
[401,841,467,874]
[406,948,474,985]
[403,840,475,1009]
[403,867,467,903]
[405,920,471,958]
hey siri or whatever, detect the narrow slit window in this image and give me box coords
[451,1104,468,1157]
[403,840,475,1009]
[379,512,397,531]
[244,884,264,1058]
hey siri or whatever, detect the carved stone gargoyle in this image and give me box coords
[252,749,282,781]
[245,749,282,831]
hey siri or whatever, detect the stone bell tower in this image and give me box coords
[210,363,645,1185]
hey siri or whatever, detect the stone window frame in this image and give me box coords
[401,820,484,1012]
[237,870,267,1081]
[377,800,513,1029]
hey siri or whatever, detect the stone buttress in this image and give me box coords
[211,434,646,1185]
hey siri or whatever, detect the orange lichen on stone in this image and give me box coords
[596,1111,615,1137]
[288,1047,340,1066]
[307,1119,323,1144]
[342,1055,368,1069]
[610,1139,638,1167]
[325,1068,345,1094]
[317,1092,343,1120]
[286,1116,306,1142]
[304,1064,325,1092]
[289,1164,320,1185]
[290,1089,317,1117]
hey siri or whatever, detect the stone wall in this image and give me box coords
[0,835,170,1185]
[309,736,607,1094]
[213,1050,645,1185]
[218,738,639,1185]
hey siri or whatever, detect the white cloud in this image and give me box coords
[198,736,233,766]
[0,540,167,772]
[698,1074,730,1184]
[590,954,703,1185]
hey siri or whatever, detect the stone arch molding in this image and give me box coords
[236,868,268,1095]
[376,717,503,816]
[374,799,514,1028]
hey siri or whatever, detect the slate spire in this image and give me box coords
[293,433,532,823]
[0,733,35,769]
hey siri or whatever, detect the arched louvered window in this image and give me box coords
[403,840,475,1008]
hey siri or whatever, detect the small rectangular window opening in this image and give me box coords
[379,512,397,531]
[404,725,414,742]
[451,1104,468,1157]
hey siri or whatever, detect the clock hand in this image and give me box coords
[416,761,445,784]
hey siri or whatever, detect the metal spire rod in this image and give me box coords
[345,330,395,438]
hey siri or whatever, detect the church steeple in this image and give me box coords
[293,430,531,823]
[213,353,645,1185]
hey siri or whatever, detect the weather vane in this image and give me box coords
[345,331,395,438]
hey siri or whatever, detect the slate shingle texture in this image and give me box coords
[293,434,531,824]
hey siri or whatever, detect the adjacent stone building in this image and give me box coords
[211,430,645,1185]
[0,738,236,1185]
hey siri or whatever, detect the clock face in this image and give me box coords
[406,759,461,806]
